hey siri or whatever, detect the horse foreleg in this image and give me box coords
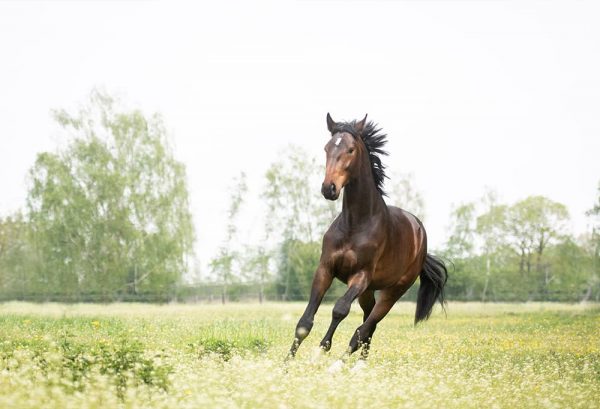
[348,289,400,359]
[288,266,333,359]
[319,272,369,352]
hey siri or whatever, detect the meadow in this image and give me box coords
[0,301,598,409]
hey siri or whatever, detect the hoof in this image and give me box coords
[320,341,331,352]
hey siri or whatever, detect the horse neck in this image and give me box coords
[341,155,386,227]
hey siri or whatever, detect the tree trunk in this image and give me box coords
[543,265,551,301]
[133,263,138,294]
[519,248,525,275]
[283,266,290,301]
[580,282,593,303]
[259,275,264,304]
[481,256,490,302]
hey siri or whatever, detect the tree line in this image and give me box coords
[207,152,599,304]
[442,193,598,302]
[0,91,598,303]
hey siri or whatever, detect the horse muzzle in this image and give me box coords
[321,182,339,200]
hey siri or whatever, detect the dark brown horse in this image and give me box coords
[288,114,448,360]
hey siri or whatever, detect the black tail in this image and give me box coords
[415,254,448,325]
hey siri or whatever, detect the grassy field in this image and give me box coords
[0,302,598,409]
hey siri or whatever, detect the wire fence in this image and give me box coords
[1,282,597,304]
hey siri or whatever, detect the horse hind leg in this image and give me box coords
[355,290,376,356]
[348,288,401,359]
[359,290,376,322]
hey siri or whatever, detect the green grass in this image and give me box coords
[0,301,598,408]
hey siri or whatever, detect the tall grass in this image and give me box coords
[0,302,598,408]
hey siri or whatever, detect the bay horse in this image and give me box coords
[288,113,448,360]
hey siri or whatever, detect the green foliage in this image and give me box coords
[210,172,247,303]
[263,145,338,243]
[505,196,569,277]
[0,317,171,401]
[242,245,272,303]
[545,238,594,301]
[582,180,600,301]
[189,336,269,361]
[0,89,195,302]
[444,194,594,302]
[0,214,36,299]
[275,239,321,301]
[445,202,477,259]
[96,338,170,397]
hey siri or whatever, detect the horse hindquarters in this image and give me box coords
[414,254,448,324]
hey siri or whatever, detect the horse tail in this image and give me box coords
[414,254,448,325]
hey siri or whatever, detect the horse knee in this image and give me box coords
[332,300,351,321]
[295,319,313,340]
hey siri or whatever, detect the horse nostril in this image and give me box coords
[321,182,337,199]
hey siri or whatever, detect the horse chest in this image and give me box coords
[330,248,358,282]
[330,240,378,282]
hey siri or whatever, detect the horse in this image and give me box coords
[287,113,448,361]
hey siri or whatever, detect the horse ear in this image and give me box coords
[326,113,336,133]
[355,114,368,134]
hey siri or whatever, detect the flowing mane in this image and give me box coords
[331,120,388,195]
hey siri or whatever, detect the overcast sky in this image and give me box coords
[1,1,599,273]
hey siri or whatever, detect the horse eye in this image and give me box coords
[348,148,355,154]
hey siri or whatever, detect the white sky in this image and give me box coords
[1,1,599,274]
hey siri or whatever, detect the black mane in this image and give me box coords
[331,119,388,195]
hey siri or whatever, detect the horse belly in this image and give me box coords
[370,266,405,289]
[370,239,423,290]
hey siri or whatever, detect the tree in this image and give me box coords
[476,190,508,301]
[445,203,476,259]
[441,202,480,300]
[275,239,321,301]
[210,172,247,303]
[0,213,34,299]
[505,196,569,299]
[263,145,338,244]
[26,89,194,301]
[583,181,600,302]
[546,237,594,302]
[243,245,271,303]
